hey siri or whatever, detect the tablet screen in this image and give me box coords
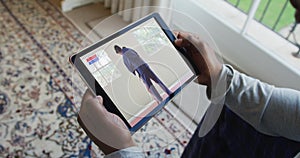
[73,13,195,131]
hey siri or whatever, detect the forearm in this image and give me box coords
[262,87,300,141]
[224,66,275,135]
[224,66,300,141]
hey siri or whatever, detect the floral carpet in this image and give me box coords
[0,0,191,157]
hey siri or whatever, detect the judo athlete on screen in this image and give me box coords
[114,45,172,103]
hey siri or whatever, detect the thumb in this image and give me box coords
[96,96,103,104]
[174,38,183,47]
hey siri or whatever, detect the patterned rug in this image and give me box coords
[0,0,191,157]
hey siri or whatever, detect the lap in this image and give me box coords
[182,106,300,158]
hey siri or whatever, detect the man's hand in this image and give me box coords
[174,31,223,96]
[78,90,136,155]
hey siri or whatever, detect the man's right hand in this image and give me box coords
[174,31,223,92]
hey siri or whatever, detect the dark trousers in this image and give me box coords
[136,64,171,101]
[182,106,300,158]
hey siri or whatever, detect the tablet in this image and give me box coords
[70,12,197,132]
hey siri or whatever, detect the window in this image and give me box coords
[133,21,169,56]
[92,50,121,87]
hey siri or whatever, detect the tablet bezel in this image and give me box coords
[70,12,197,132]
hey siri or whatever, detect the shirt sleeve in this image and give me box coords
[224,65,300,142]
[104,146,145,158]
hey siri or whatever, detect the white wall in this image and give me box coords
[62,0,102,12]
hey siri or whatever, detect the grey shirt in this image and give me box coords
[122,47,146,74]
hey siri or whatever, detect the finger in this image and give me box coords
[173,31,183,46]
[174,31,194,47]
[81,90,106,116]
[176,32,198,47]
[82,89,95,102]
[174,38,183,46]
[173,31,179,37]
[80,95,106,121]
[178,32,203,44]
[174,37,193,48]
[176,31,192,40]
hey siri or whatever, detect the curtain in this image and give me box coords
[102,0,171,22]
